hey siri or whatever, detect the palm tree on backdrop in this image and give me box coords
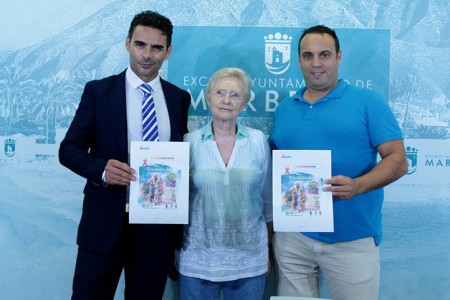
[28,71,79,144]
[0,60,35,135]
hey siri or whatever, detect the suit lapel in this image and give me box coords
[109,71,128,160]
[161,78,176,141]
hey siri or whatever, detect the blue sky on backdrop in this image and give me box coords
[0,0,115,52]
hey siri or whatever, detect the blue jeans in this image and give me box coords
[178,273,266,300]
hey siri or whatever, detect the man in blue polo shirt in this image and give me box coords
[269,25,408,300]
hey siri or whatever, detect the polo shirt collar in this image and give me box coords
[294,79,348,103]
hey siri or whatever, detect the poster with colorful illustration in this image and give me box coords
[273,150,333,232]
[129,141,189,224]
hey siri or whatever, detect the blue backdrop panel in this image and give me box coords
[169,27,390,120]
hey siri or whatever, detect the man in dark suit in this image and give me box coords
[59,10,190,300]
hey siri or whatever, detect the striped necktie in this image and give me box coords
[139,84,159,141]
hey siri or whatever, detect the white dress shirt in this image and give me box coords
[125,67,171,153]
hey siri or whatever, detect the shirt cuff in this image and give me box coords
[101,170,108,187]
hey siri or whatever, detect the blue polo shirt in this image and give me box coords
[269,80,403,245]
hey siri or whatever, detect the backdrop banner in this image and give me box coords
[169,27,390,133]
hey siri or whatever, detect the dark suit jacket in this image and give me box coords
[59,70,190,253]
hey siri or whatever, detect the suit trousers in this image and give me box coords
[273,232,380,300]
[72,214,175,300]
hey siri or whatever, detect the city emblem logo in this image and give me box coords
[4,138,16,157]
[406,146,418,175]
[264,32,292,75]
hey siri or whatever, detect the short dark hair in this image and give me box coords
[298,25,340,55]
[127,11,173,47]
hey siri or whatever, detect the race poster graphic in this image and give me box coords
[273,150,333,232]
[129,141,189,224]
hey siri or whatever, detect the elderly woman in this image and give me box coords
[176,67,273,299]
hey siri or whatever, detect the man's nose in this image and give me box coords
[143,46,153,58]
[312,56,321,66]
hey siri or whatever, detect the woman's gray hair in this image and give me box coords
[206,67,251,104]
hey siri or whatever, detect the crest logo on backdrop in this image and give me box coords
[4,138,16,157]
[264,33,292,75]
[406,146,418,174]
